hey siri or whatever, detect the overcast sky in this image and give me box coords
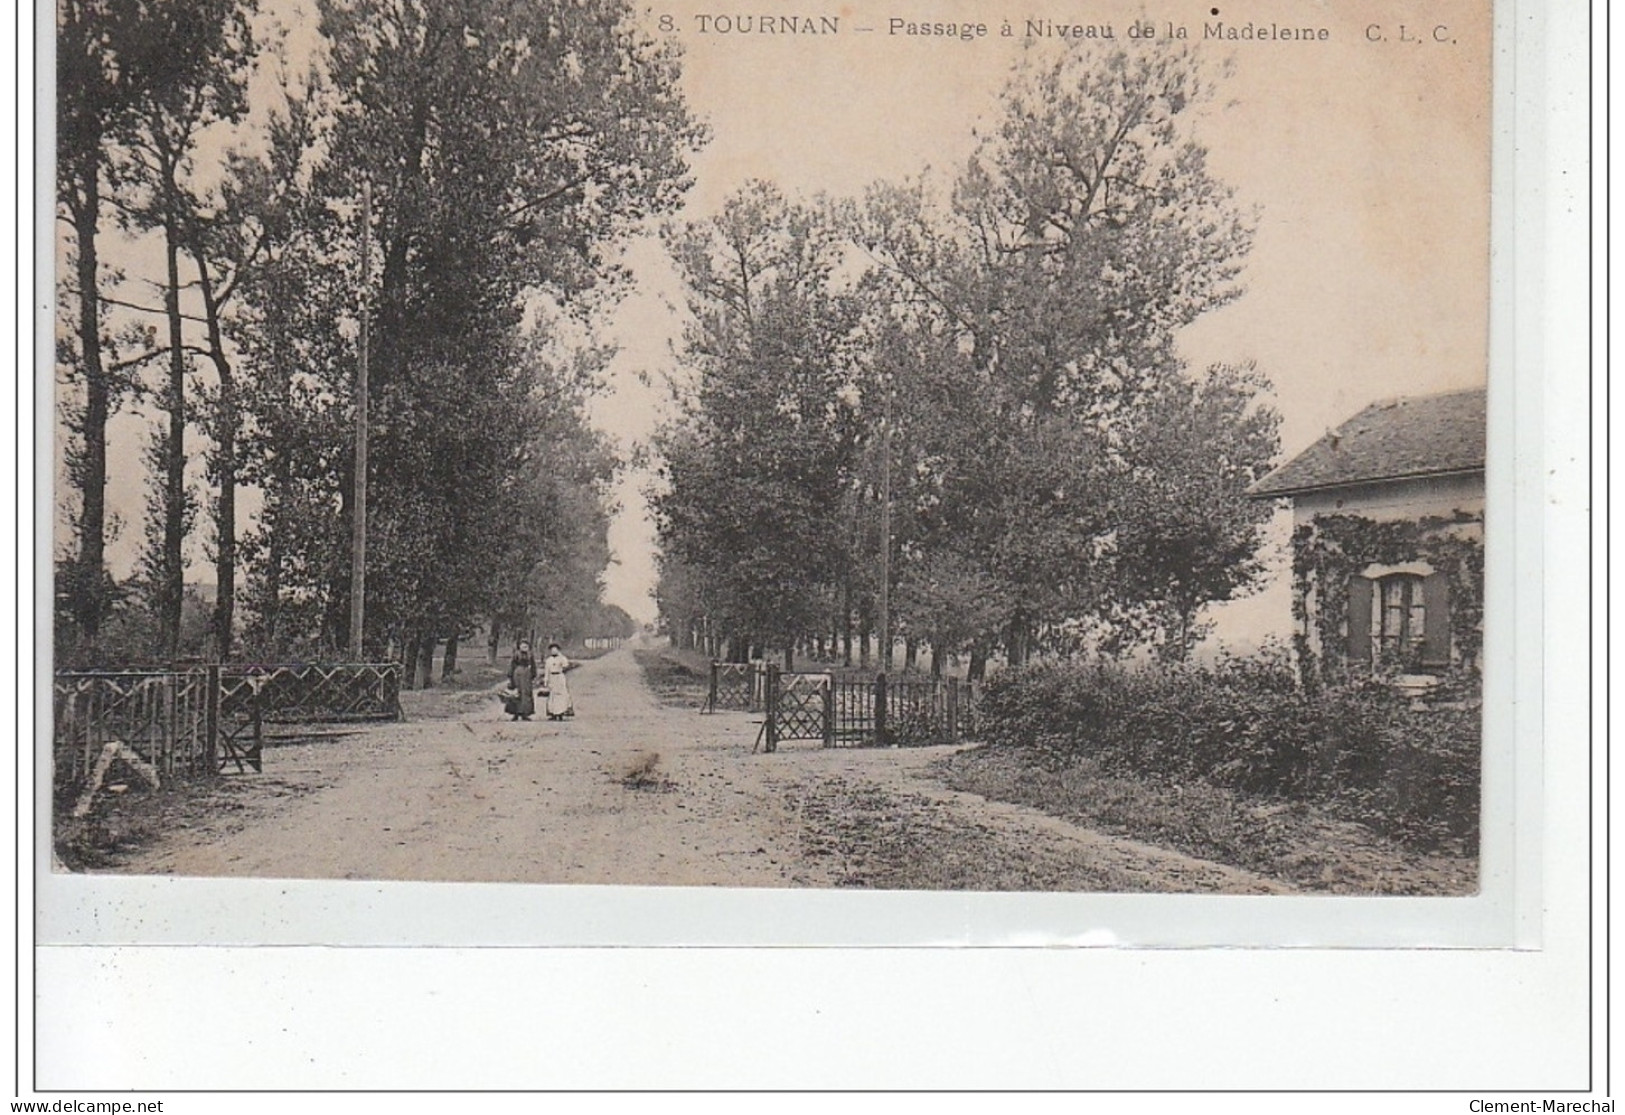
[592,0,1492,626]
[63,0,1493,636]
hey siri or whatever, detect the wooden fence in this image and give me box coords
[221,662,402,723]
[54,663,403,785]
[53,670,215,784]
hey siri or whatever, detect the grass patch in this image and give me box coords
[53,773,319,872]
[632,648,712,709]
[978,658,1481,854]
[784,775,1165,892]
[934,747,1475,895]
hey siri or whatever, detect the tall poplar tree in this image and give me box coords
[653,183,865,665]
[859,45,1273,663]
[308,0,700,656]
[113,0,259,658]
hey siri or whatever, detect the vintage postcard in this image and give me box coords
[45,0,1513,945]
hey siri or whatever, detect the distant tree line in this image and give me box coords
[651,47,1281,675]
[55,0,703,677]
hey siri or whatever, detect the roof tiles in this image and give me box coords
[1250,387,1486,497]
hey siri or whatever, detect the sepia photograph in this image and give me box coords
[49,0,1493,904]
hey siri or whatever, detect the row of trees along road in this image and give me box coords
[651,47,1282,676]
[55,0,704,678]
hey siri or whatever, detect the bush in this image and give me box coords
[978,656,1480,852]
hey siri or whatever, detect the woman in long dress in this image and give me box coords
[543,643,572,721]
[508,641,537,721]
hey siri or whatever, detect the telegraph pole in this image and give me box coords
[349,179,371,661]
[878,375,893,672]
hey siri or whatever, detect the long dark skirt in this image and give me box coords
[509,658,536,716]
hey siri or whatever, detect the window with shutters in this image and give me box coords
[1300,518,1478,684]
[1348,563,1452,674]
[1375,573,1426,660]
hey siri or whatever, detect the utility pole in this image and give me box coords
[878,374,893,672]
[349,179,371,661]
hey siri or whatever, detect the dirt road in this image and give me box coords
[104,645,1290,893]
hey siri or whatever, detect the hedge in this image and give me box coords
[976,656,1480,852]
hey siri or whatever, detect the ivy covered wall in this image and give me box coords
[1290,510,1484,687]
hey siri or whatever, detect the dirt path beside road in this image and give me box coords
[98,645,1290,893]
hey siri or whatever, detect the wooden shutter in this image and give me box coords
[1421,571,1451,668]
[1346,576,1374,667]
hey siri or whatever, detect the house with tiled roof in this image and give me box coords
[1249,387,1486,684]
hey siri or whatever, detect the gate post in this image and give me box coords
[250,682,264,773]
[822,678,835,749]
[204,665,221,775]
[164,673,178,777]
[764,664,780,753]
[706,660,719,714]
[874,673,888,748]
[946,677,959,743]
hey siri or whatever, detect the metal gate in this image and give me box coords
[753,666,978,753]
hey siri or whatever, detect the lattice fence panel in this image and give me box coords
[225,663,402,722]
[772,673,830,742]
[708,662,759,712]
